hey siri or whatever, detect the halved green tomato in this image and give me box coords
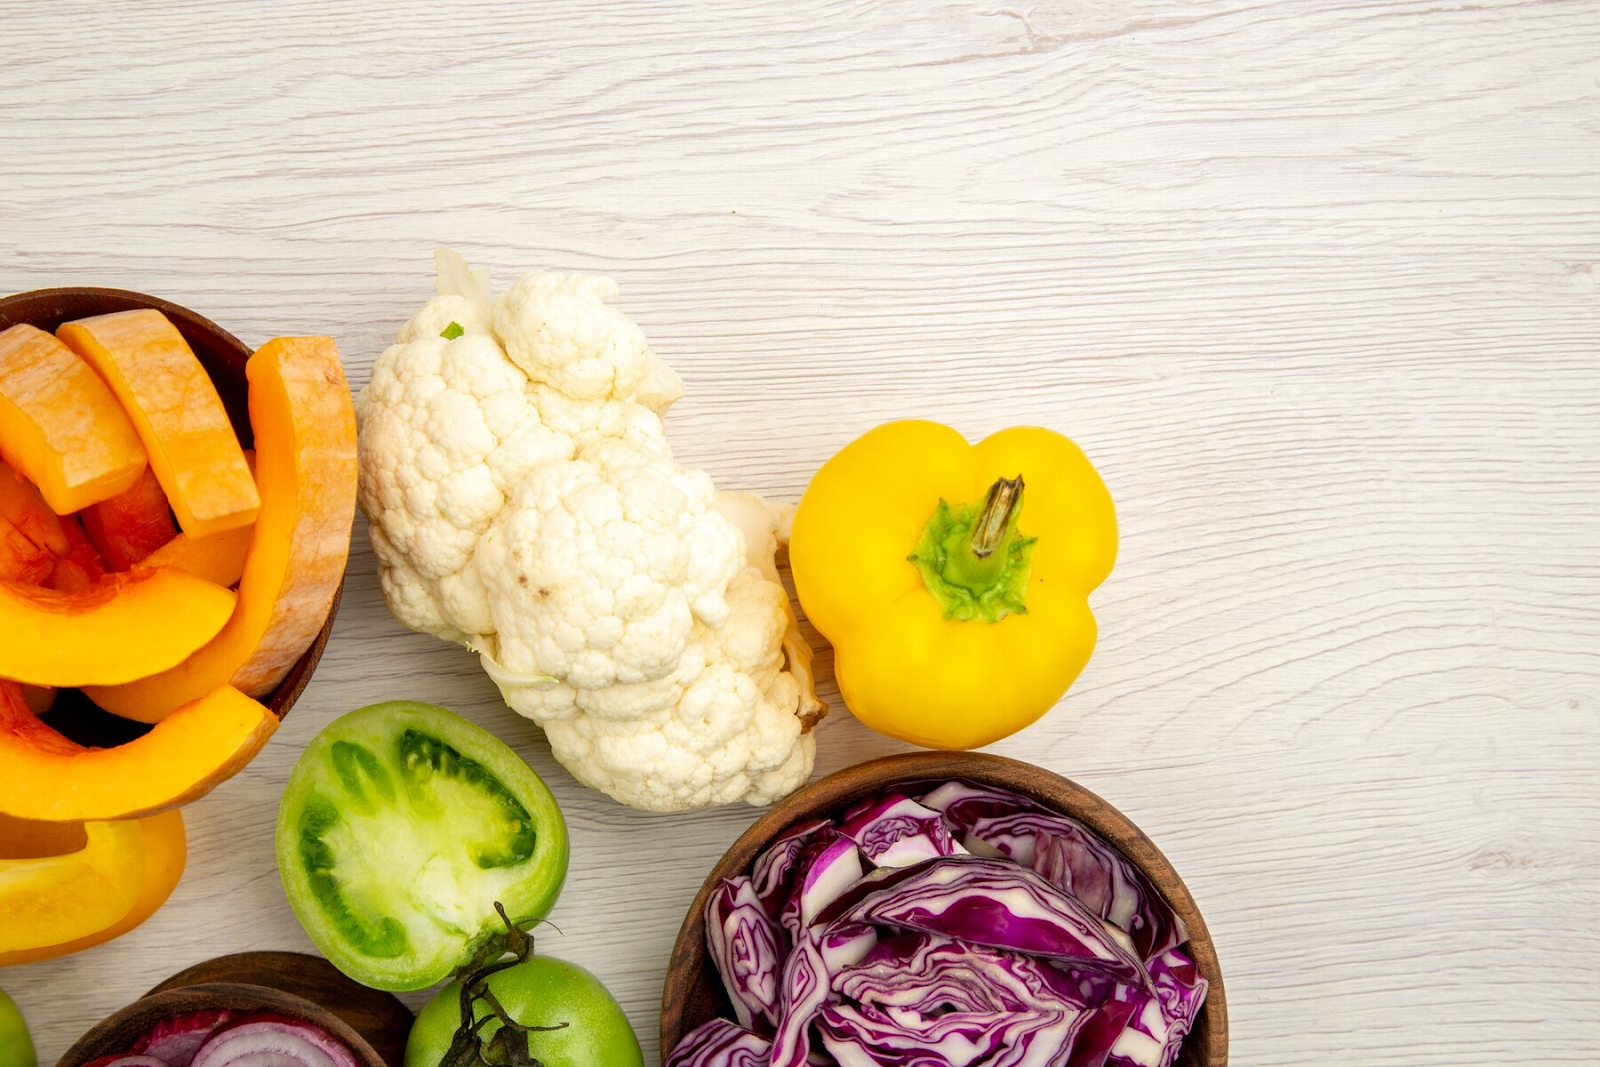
[275,701,568,991]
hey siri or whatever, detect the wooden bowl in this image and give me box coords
[0,286,341,746]
[55,978,394,1067]
[661,751,1229,1066]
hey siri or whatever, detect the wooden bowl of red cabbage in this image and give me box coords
[661,751,1227,1067]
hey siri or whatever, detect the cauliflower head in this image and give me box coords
[358,250,824,811]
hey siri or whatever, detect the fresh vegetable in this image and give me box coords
[0,990,37,1067]
[0,814,145,953]
[668,779,1206,1067]
[789,420,1116,749]
[921,778,1187,962]
[356,251,823,811]
[405,923,642,1067]
[88,1010,357,1067]
[58,310,259,537]
[187,1014,358,1067]
[0,679,276,821]
[276,701,569,991]
[79,466,179,570]
[86,335,357,722]
[44,515,108,591]
[0,810,185,965]
[664,1020,769,1067]
[0,568,236,686]
[0,323,146,514]
[131,1010,233,1065]
[0,457,69,555]
[0,516,52,583]
[140,523,253,588]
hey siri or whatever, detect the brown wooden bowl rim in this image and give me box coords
[55,981,387,1067]
[660,750,1229,1066]
[0,285,342,724]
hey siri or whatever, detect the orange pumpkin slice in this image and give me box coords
[85,337,356,722]
[0,515,53,584]
[0,567,236,687]
[139,524,253,587]
[0,324,147,514]
[0,681,277,821]
[0,457,69,554]
[58,310,259,537]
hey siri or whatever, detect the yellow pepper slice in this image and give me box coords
[790,420,1116,749]
[0,810,185,964]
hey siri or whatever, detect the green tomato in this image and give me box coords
[276,701,568,992]
[0,990,37,1067]
[405,955,643,1067]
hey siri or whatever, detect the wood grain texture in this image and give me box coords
[2,0,1598,1064]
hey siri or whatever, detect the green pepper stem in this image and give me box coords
[908,474,1036,623]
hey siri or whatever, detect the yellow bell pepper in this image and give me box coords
[790,420,1115,749]
[0,809,185,965]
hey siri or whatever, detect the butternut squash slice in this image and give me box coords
[84,338,356,722]
[0,681,276,822]
[79,465,178,569]
[0,457,69,554]
[0,324,147,514]
[139,523,253,587]
[57,310,259,537]
[0,567,236,687]
[0,515,53,584]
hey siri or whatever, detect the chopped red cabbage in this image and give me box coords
[674,779,1208,1067]
[836,794,966,869]
[922,781,1188,962]
[817,856,1144,982]
[665,1019,773,1067]
[707,877,786,1033]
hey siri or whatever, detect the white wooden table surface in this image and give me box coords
[4,1,1598,1063]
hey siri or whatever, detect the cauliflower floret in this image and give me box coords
[397,295,493,344]
[530,383,671,456]
[533,569,820,811]
[358,334,572,641]
[475,440,744,691]
[493,272,653,401]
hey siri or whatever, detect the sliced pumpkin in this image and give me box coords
[0,681,277,821]
[0,515,53,584]
[80,465,178,569]
[0,567,236,686]
[45,516,108,592]
[57,310,259,537]
[85,337,355,722]
[139,523,253,587]
[0,813,145,952]
[0,457,69,554]
[0,809,185,965]
[0,324,147,514]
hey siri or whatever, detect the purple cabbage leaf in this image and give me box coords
[816,856,1145,983]
[665,1019,773,1067]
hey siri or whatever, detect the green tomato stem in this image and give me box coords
[909,475,1036,622]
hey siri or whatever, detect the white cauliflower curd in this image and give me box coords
[357,250,824,811]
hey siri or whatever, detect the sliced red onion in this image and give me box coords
[84,1057,174,1067]
[132,1010,233,1067]
[189,1014,357,1067]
